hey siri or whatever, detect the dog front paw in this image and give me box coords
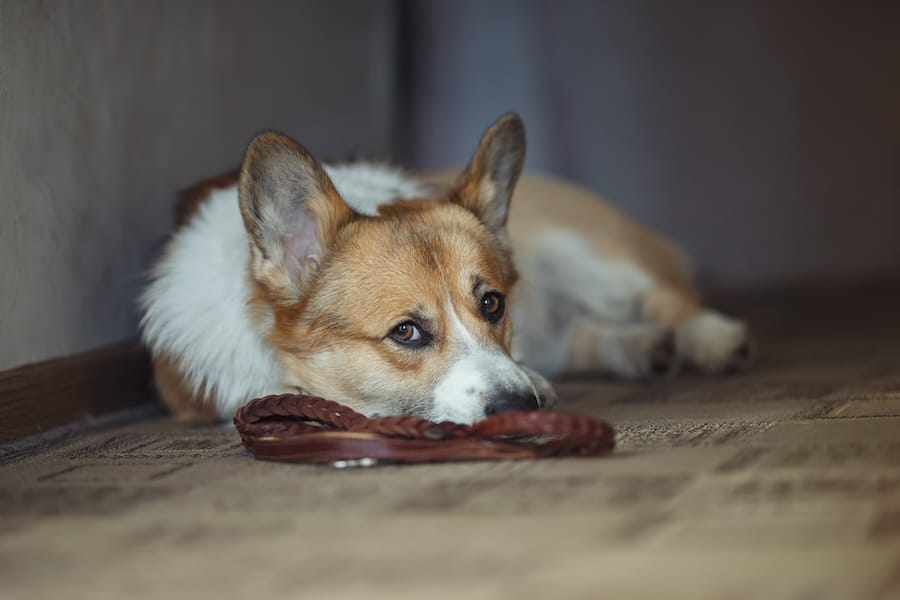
[603,325,679,380]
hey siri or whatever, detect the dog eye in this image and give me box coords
[389,321,426,346]
[480,292,505,323]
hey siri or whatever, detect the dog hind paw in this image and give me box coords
[677,311,754,375]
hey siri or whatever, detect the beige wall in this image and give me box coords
[0,0,395,370]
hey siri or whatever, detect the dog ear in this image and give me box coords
[238,131,354,299]
[453,113,526,234]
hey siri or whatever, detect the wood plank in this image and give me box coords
[0,340,154,443]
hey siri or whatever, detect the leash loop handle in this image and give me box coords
[234,394,615,465]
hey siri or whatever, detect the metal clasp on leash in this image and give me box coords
[331,457,378,469]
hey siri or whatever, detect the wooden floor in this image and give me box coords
[2,284,900,599]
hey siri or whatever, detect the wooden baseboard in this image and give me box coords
[0,341,155,444]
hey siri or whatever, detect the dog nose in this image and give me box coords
[485,390,541,416]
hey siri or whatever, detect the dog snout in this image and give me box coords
[485,389,541,416]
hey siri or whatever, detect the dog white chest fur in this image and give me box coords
[141,116,751,424]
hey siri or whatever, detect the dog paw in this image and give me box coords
[677,311,754,375]
[605,326,679,379]
[724,337,756,373]
[647,329,678,377]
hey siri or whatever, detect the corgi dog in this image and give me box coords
[140,114,752,424]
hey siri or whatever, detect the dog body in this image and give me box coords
[141,115,751,424]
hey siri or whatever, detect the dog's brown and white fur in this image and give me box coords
[140,114,752,424]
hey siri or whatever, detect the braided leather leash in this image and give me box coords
[234,394,615,466]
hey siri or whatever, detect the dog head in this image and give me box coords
[238,114,554,423]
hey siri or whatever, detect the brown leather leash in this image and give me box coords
[234,394,615,466]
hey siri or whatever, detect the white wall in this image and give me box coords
[0,0,396,370]
[406,0,900,289]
